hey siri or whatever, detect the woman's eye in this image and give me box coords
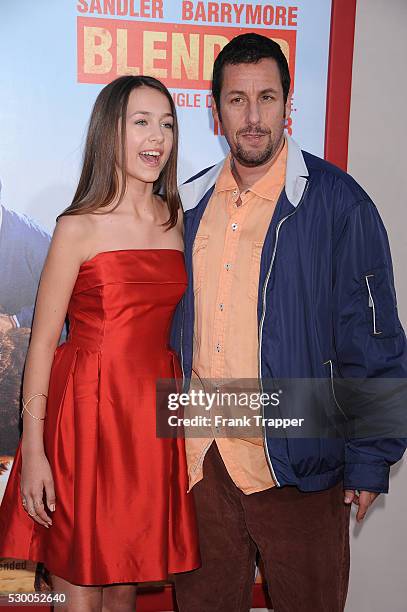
[134,119,147,125]
[162,122,174,129]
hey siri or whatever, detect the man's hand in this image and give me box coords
[0,314,16,333]
[344,489,380,522]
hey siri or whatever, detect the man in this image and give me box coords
[0,182,52,456]
[0,327,31,460]
[0,181,51,331]
[170,33,407,611]
[0,186,72,595]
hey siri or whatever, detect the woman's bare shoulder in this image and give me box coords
[55,212,94,238]
[52,213,96,264]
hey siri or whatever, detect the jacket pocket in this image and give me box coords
[323,359,349,431]
[192,234,209,295]
[248,242,263,300]
[287,435,344,478]
[362,267,400,338]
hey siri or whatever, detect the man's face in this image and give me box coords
[213,58,291,167]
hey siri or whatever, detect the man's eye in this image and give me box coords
[262,95,274,101]
[231,97,243,104]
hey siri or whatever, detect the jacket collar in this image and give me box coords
[285,134,309,207]
[179,134,309,211]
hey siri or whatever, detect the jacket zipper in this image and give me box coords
[322,359,348,421]
[365,274,382,335]
[258,180,310,487]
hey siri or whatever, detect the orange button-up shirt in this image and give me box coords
[187,140,287,494]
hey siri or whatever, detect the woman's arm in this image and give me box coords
[20,215,89,525]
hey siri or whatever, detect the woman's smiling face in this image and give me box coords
[120,86,174,185]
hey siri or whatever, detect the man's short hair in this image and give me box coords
[212,33,291,111]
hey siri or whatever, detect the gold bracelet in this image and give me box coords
[21,393,48,421]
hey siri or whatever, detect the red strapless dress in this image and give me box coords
[0,249,200,585]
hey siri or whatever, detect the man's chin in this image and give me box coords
[233,150,274,167]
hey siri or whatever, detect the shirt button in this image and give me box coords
[225,263,232,271]
[216,343,221,352]
[231,223,238,231]
[232,189,238,196]
[219,303,224,311]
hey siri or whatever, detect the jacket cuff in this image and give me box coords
[16,306,34,329]
[11,314,20,328]
[344,462,390,493]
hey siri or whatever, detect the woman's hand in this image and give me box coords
[20,451,55,528]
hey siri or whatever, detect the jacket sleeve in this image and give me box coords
[332,198,407,493]
[13,216,51,327]
[16,217,66,341]
[15,304,35,328]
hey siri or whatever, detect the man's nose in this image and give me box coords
[247,101,260,125]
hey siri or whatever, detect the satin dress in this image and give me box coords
[0,249,200,585]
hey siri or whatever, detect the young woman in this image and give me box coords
[0,76,200,610]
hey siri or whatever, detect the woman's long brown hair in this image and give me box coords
[57,76,180,229]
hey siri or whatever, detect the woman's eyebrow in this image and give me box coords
[129,111,173,118]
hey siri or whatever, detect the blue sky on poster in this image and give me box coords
[0,0,331,231]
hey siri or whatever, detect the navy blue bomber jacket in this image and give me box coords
[170,135,407,494]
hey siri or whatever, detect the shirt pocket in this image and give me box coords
[248,242,263,301]
[362,266,401,338]
[192,234,209,295]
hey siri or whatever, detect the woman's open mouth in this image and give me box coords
[139,150,161,166]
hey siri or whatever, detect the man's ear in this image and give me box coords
[284,92,292,120]
[211,95,221,124]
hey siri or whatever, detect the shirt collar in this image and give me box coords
[178,133,309,212]
[214,138,287,202]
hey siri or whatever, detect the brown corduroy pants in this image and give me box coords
[174,442,351,612]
